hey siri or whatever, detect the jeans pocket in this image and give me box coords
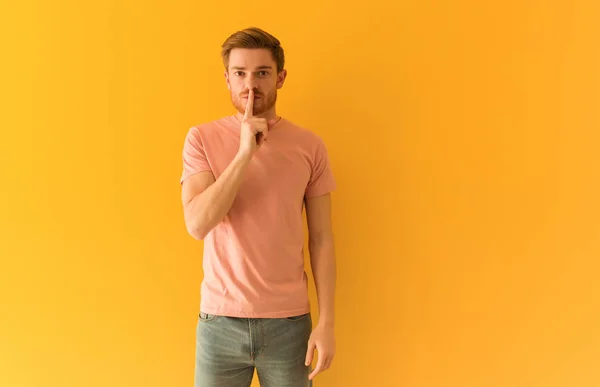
[285,313,310,322]
[199,312,217,322]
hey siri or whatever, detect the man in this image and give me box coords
[180,27,337,387]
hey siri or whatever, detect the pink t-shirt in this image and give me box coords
[180,115,336,318]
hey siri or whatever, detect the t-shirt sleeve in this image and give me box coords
[180,127,212,184]
[305,137,336,198]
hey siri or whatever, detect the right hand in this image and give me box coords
[238,89,278,157]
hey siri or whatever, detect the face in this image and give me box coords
[225,48,287,117]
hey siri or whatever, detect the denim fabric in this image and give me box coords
[194,312,313,387]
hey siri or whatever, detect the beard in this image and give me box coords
[232,89,278,116]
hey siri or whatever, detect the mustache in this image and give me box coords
[241,92,262,98]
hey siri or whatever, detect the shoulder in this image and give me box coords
[184,116,236,144]
[279,118,328,149]
[189,116,234,136]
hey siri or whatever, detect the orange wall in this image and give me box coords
[1,1,599,386]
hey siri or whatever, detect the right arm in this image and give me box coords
[181,88,276,240]
[181,154,251,240]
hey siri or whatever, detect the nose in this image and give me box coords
[245,85,258,94]
[245,75,258,91]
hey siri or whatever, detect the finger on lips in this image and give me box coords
[244,89,254,119]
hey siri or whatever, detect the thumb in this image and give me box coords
[305,339,316,366]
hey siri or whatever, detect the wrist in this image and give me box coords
[235,150,253,164]
[317,317,335,329]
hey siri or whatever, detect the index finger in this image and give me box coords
[244,89,254,119]
[309,356,325,380]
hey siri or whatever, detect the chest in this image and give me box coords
[205,131,313,204]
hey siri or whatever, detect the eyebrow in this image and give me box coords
[230,65,273,71]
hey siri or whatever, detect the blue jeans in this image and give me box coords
[194,312,313,387]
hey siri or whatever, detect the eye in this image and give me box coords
[234,71,244,76]
[258,71,269,76]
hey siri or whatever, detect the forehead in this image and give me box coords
[228,48,275,69]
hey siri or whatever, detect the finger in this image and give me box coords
[257,119,269,133]
[305,341,316,366]
[244,89,254,119]
[323,355,333,370]
[309,355,325,381]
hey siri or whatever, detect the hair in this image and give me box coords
[221,27,285,73]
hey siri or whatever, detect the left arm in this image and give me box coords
[304,193,337,380]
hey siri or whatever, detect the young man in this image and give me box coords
[180,27,337,387]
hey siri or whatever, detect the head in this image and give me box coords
[221,27,287,118]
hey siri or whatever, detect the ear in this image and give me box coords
[276,69,287,89]
[224,70,230,90]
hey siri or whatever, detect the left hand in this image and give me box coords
[305,323,336,380]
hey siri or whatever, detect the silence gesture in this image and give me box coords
[238,89,278,157]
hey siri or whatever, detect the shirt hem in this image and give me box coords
[200,305,311,319]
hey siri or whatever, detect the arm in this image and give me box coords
[181,154,251,240]
[181,89,275,240]
[305,193,337,380]
[306,193,337,327]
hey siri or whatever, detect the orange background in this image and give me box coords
[1,1,599,386]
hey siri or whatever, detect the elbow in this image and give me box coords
[188,227,207,241]
[309,236,335,262]
[309,231,334,250]
[184,204,210,240]
[185,219,209,240]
